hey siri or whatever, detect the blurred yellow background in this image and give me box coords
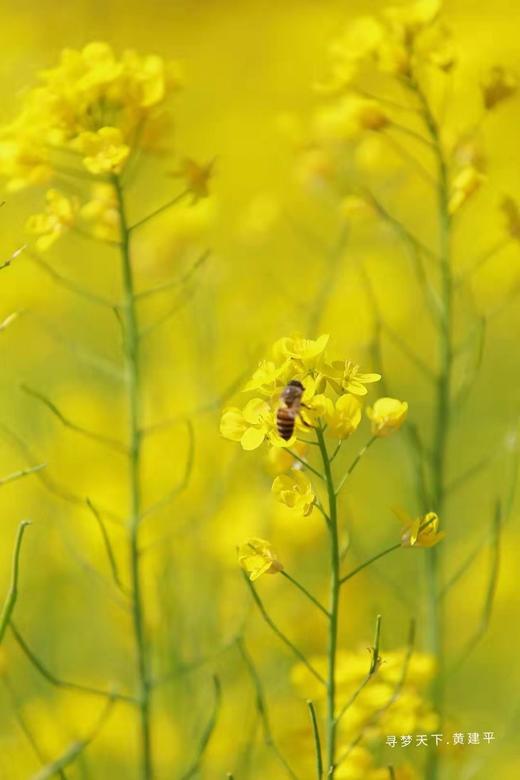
[0,1,519,778]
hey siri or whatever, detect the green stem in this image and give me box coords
[340,542,401,585]
[114,175,153,779]
[335,436,376,496]
[316,426,340,778]
[411,78,452,780]
[307,700,323,780]
[281,571,330,618]
[0,521,31,644]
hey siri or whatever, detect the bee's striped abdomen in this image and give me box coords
[276,406,296,440]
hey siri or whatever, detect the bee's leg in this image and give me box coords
[298,411,313,428]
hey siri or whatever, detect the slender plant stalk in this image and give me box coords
[316,425,340,778]
[307,700,323,780]
[0,521,31,644]
[410,77,453,780]
[114,174,152,779]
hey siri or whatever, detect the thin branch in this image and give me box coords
[390,121,435,149]
[335,619,416,771]
[179,676,222,780]
[138,289,196,339]
[388,767,397,780]
[142,363,256,436]
[445,452,495,495]
[244,576,325,686]
[363,188,438,262]
[0,426,123,525]
[287,449,325,482]
[10,622,137,705]
[3,676,67,780]
[340,542,401,585]
[335,614,382,727]
[382,128,436,187]
[307,700,323,780]
[237,638,299,779]
[382,321,436,379]
[335,436,377,496]
[0,243,26,271]
[29,697,115,780]
[26,312,125,383]
[451,502,501,670]
[135,250,210,301]
[129,189,190,231]
[0,521,31,643]
[21,384,129,455]
[0,463,45,488]
[85,498,128,595]
[458,236,511,283]
[140,420,195,522]
[27,251,118,309]
[280,571,330,618]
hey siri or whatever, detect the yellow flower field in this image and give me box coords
[0,1,519,778]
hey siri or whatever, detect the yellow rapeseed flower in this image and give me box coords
[367,397,408,436]
[272,471,315,516]
[448,165,486,215]
[314,95,390,142]
[220,398,272,450]
[326,394,362,439]
[0,42,180,190]
[73,127,130,175]
[80,183,120,242]
[238,538,283,581]
[273,333,329,369]
[394,508,445,547]
[385,0,441,38]
[26,189,78,251]
[243,359,290,395]
[324,359,381,395]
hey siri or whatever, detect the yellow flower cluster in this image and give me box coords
[0,42,180,192]
[221,333,392,456]
[291,643,438,743]
[221,334,408,533]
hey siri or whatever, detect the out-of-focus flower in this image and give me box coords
[172,157,214,202]
[385,0,441,39]
[316,16,384,93]
[220,398,272,450]
[314,96,390,143]
[292,643,438,737]
[481,66,518,110]
[238,538,283,581]
[0,42,180,190]
[273,333,329,370]
[272,471,315,516]
[367,397,408,437]
[73,127,130,175]
[26,189,78,251]
[394,509,445,547]
[80,183,120,242]
[448,165,486,214]
[324,359,381,395]
[417,24,457,71]
[501,195,520,241]
[243,360,289,395]
[326,394,362,439]
[376,39,411,77]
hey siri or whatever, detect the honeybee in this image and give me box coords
[276,380,310,440]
